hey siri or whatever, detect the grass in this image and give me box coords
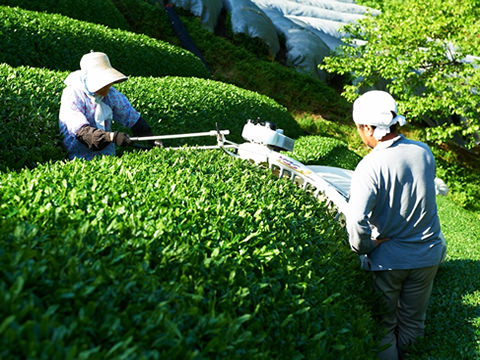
[405,196,480,359]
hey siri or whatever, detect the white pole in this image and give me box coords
[130,130,230,142]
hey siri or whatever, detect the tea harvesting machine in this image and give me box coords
[130,120,355,223]
[131,120,449,225]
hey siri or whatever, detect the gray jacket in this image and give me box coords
[347,135,446,271]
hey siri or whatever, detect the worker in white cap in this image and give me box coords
[346,90,446,359]
[59,51,155,160]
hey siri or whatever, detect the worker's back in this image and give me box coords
[348,135,445,270]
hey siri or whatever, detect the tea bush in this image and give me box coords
[0,0,181,53]
[0,6,209,78]
[0,64,300,171]
[0,0,130,29]
[0,149,380,359]
[0,65,67,171]
[117,76,303,145]
[288,136,362,170]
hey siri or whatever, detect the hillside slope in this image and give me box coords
[1,1,479,359]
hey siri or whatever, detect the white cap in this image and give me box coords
[80,52,127,93]
[353,90,406,140]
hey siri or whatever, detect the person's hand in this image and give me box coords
[113,132,132,146]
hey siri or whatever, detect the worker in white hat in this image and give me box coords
[346,91,446,359]
[59,51,155,160]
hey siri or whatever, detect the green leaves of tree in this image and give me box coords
[322,0,480,147]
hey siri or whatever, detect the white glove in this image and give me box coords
[434,177,449,196]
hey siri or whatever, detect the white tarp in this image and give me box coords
[169,0,377,79]
[224,0,280,58]
[169,0,223,31]
[261,7,331,79]
[283,0,375,16]
[251,0,375,50]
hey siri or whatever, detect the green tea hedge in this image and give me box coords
[0,149,380,359]
[0,0,179,49]
[0,64,300,171]
[0,65,67,171]
[117,76,303,145]
[0,0,130,29]
[0,6,209,78]
[289,136,362,170]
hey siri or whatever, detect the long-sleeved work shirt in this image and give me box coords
[347,135,446,271]
[59,71,140,160]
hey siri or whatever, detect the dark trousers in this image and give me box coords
[373,265,439,360]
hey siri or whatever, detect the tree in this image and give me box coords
[321,0,480,148]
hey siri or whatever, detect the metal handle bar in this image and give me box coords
[130,130,230,142]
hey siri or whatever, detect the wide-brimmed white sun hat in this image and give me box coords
[80,51,127,93]
[353,90,406,140]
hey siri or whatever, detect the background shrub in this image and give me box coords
[432,147,480,212]
[117,76,303,145]
[0,6,209,78]
[110,0,177,44]
[288,136,362,170]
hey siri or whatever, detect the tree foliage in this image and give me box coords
[321,0,480,148]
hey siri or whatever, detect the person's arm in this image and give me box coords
[106,89,163,147]
[131,116,153,137]
[347,211,376,254]
[59,87,90,135]
[76,125,131,150]
[131,116,163,147]
[346,162,377,254]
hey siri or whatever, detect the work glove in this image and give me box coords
[113,131,132,147]
[76,125,112,151]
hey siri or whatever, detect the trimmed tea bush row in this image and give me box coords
[0,5,209,78]
[116,76,303,144]
[0,64,300,171]
[0,0,176,48]
[288,136,362,170]
[0,0,130,29]
[0,65,67,171]
[0,149,380,359]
